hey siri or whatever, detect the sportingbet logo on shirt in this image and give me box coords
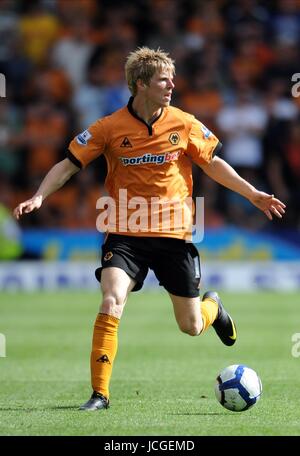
[76,130,92,146]
[120,150,181,166]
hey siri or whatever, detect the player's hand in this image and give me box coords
[249,191,286,220]
[13,195,43,220]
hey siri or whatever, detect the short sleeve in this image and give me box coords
[67,118,107,168]
[186,117,222,166]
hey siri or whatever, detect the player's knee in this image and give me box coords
[101,292,126,318]
[178,319,202,336]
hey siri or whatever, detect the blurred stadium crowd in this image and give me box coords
[0,0,300,232]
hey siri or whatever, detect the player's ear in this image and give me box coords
[136,78,146,91]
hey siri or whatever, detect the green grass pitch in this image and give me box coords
[0,290,299,436]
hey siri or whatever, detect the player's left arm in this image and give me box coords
[199,156,286,220]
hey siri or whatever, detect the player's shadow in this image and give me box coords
[168,412,228,416]
[48,405,80,410]
[0,407,37,412]
[0,405,80,411]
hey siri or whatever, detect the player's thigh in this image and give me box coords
[96,234,149,293]
[169,292,202,336]
[100,267,136,318]
[152,240,201,298]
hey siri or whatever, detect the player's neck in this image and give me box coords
[131,96,162,125]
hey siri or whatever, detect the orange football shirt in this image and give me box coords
[68,97,221,239]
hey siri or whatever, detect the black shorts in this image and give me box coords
[95,234,201,298]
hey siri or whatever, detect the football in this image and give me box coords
[215,364,262,412]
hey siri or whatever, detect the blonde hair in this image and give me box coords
[125,47,175,96]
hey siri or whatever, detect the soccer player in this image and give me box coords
[14,48,285,411]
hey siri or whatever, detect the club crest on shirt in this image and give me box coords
[76,129,92,146]
[104,251,113,261]
[168,132,180,145]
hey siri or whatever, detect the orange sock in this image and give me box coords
[201,297,218,333]
[90,313,120,399]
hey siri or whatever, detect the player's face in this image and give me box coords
[145,67,175,107]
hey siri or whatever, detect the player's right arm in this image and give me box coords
[13,158,80,219]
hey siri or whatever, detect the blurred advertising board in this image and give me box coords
[0,260,300,291]
[19,227,300,261]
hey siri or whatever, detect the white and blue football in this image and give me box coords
[215,364,262,412]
